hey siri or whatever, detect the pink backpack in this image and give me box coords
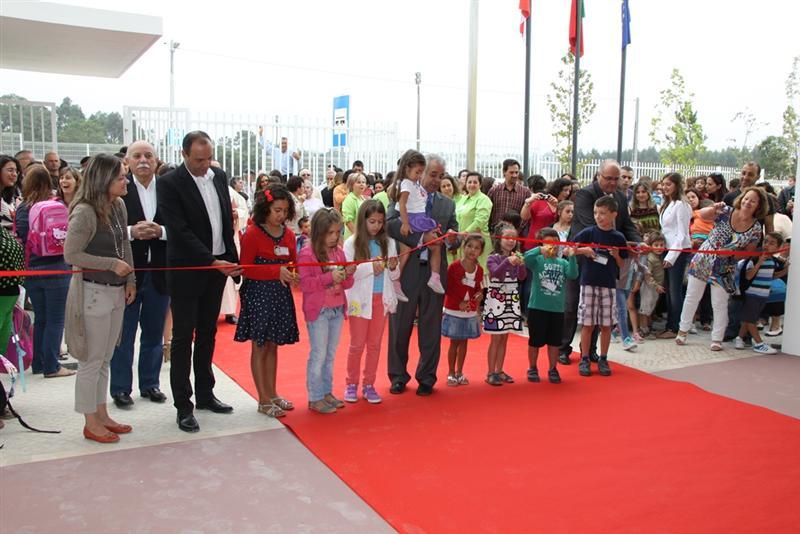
[26,199,68,259]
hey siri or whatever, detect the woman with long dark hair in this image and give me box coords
[64,154,136,443]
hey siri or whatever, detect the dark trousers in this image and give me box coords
[698,285,713,325]
[169,272,227,414]
[725,298,744,341]
[110,273,170,396]
[26,275,69,375]
[387,281,444,388]
[664,252,689,332]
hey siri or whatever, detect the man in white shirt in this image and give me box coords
[110,140,171,409]
[157,131,242,433]
[258,127,301,179]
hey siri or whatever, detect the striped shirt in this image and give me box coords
[745,257,775,298]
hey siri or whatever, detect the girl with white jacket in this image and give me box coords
[343,200,400,404]
[657,173,693,338]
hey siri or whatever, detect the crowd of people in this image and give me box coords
[0,133,794,440]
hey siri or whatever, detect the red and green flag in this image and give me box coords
[569,0,585,56]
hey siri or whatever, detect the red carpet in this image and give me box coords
[214,313,800,533]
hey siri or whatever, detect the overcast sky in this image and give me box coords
[2,0,799,155]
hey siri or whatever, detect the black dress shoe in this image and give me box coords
[196,397,233,413]
[177,413,200,433]
[416,384,433,396]
[141,388,167,403]
[225,314,238,325]
[389,382,406,394]
[112,392,134,408]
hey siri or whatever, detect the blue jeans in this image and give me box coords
[110,273,170,396]
[616,288,631,339]
[664,252,689,332]
[26,274,69,375]
[306,306,344,402]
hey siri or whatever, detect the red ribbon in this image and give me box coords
[0,233,787,278]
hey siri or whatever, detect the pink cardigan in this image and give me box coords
[298,245,354,322]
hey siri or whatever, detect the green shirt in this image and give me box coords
[524,247,578,313]
[341,192,363,240]
[373,191,390,211]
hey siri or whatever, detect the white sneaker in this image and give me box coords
[764,328,783,337]
[427,274,445,294]
[622,337,638,352]
[753,342,778,355]
[733,337,746,350]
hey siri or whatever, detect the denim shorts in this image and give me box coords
[441,313,480,340]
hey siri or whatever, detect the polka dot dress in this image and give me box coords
[234,227,300,346]
[0,227,25,289]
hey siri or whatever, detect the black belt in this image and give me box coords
[419,260,429,266]
[83,278,125,287]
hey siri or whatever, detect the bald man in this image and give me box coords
[109,140,170,408]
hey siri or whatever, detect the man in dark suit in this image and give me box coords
[157,131,242,433]
[559,160,642,364]
[110,141,170,408]
[386,154,460,396]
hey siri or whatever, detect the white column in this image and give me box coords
[782,211,800,356]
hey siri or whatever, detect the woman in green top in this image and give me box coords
[341,172,369,240]
[455,172,492,271]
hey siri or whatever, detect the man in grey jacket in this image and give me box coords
[386,154,459,396]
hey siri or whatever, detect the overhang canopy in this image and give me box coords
[0,1,162,78]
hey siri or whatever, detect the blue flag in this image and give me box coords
[622,0,632,49]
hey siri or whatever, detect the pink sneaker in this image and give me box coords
[344,384,358,403]
[362,385,382,404]
[427,272,445,294]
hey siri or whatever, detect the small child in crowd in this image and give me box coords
[638,232,667,338]
[613,250,639,352]
[733,233,785,354]
[483,222,526,386]
[572,196,628,377]
[234,185,300,418]
[442,234,485,387]
[629,181,661,234]
[552,200,574,257]
[523,228,579,384]
[343,200,400,404]
[296,216,310,252]
[298,209,356,414]
[391,149,444,300]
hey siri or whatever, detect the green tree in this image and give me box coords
[88,111,124,143]
[546,51,596,171]
[56,97,85,132]
[782,55,799,175]
[754,135,794,178]
[649,69,707,169]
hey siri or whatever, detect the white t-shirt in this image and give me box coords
[400,179,427,214]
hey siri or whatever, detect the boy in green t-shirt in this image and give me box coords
[523,228,580,383]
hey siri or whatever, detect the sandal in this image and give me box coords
[456,374,469,385]
[270,397,294,411]
[485,373,502,386]
[498,371,514,384]
[308,400,336,414]
[675,332,688,346]
[709,341,723,351]
[258,403,286,418]
[44,367,76,378]
[324,394,345,409]
[447,374,459,387]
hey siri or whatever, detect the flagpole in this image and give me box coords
[616,40,626,162]
[570,3,581,179]
[523,15,532,177]
[466,0,479,170]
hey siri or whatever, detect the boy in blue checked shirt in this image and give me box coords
[572,196,628,377]
[733,233,786,355]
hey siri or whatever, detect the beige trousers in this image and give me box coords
[74,282,126,414]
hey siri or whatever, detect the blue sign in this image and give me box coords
[332,95,349,148]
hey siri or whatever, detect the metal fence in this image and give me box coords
[3,99,745,189]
